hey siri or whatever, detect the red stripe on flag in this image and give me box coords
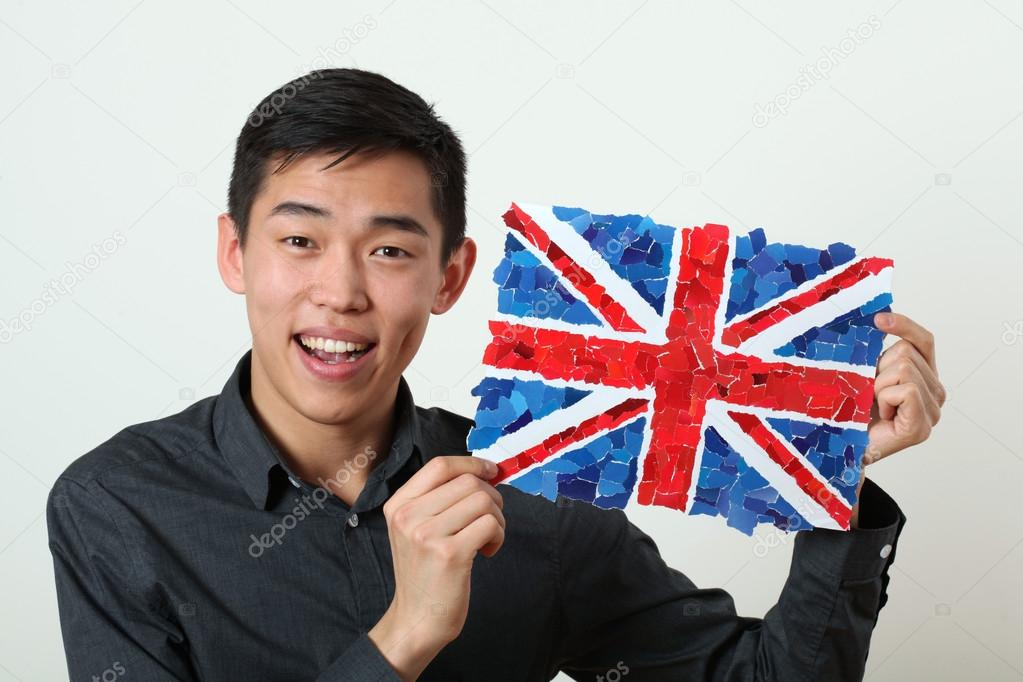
[491,397,650,484]
[726,410,852,529]
[720,257,894,348]
[637,224,731,511]
[503,203,646,333]
[484,321,657,390]
[666,223,732,343]
[715,353,876,423]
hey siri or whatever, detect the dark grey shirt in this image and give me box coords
[47,350,906,681]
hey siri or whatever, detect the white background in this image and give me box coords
[2,1,1022,680]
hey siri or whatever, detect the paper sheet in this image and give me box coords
[466,202,893,535]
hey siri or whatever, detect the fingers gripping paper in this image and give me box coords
[466,203,894,535]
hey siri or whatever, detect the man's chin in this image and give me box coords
[292,374,385,422]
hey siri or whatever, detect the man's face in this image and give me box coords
[217,149,474,426]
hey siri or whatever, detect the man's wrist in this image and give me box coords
[367,607,444,682]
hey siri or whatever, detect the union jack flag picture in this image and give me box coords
[466,202,895,535]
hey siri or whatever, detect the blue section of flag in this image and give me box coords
[466,377,591,452]
[774,293,892,366]
[511,416,646,509]
[726,228,858,322]
[552,205,675,315]
[691,426,810,534]
[765,417,865,506]
[493,233,604,326]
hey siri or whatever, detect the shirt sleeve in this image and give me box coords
[551,477,906,682]
[313,634,402,681]
[46,476,195,681]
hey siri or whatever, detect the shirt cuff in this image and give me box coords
[793,477,907,582]
[315,632,402,682]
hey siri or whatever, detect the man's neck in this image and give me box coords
[246,357,399,507]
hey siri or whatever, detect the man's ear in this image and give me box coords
[217,213,246,294]
[432,237,477,314]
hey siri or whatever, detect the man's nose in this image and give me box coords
[306,252,369,312]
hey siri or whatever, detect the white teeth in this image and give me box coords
[298,335,369,353]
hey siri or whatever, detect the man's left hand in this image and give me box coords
[849,312,945,528]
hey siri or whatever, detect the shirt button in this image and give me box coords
[879,543,892,559]
[348,513,359,528]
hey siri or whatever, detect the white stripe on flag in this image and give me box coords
[518,203,666,339]
[703,400,845,530]
[470,381,650,466]
[726,262,893,374]
[724,254,870,327]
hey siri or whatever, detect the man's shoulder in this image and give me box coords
[54,395,219,490]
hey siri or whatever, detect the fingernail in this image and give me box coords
[876,313,893,328]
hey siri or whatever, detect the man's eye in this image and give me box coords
[372,246,408,258]
[283,236,313,249]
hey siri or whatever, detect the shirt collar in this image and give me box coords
[213,349,421,511]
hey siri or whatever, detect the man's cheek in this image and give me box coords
[254,267,303,311]
[248,285,294,343]
[399,312,431,357]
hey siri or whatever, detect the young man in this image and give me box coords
[47,69,944,681]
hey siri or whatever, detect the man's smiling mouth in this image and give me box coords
[294,334,375,365]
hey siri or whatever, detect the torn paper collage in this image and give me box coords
[466,202,894,535]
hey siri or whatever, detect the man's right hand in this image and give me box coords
[368,456,505,681]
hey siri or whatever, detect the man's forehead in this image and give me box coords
[268,148,430,188]
[257,149,439,227]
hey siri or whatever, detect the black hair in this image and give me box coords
[227,68,467,262]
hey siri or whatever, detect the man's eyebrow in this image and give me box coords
[268,202,429,238]
[269,201,332,219]
[368,214,429,238]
